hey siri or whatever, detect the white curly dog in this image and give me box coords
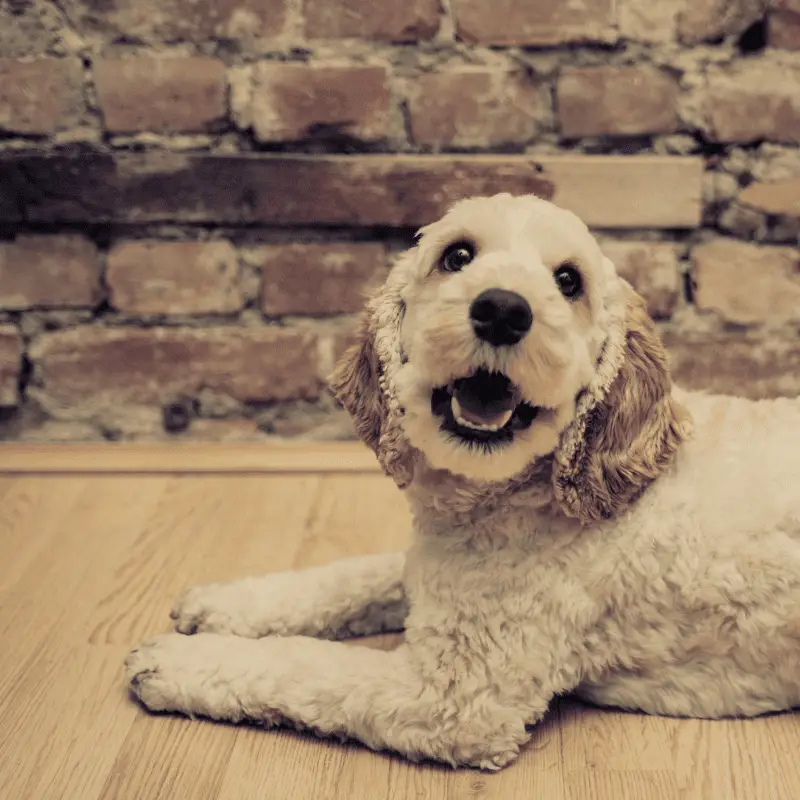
[126,194,800,770]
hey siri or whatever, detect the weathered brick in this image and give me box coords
[692,239,800,325]
[63,0,287,41]
[127,417,265,442]
[0,1,66,59]
[408,68,543,149]
[677,0,765,42]
[0,325,22,406]
[601,241,681,319]
[452,0,615,45]
[770,1,800,49]
[738,179,800,217]
[0,58,84,135]
[107,241,243,315]
[618,0,680,43]
[305,0,439,41]
[30,326,319,410]
[665,331,800,399]
[557,66,679,138]
[0,154,702,229]
[704,62,800,145]
[0,235,100,310]
[232,63,390,143]
[261,243,386,316]
[94,57,227,134]
[185,418,263,441]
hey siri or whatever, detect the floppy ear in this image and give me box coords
[329,314,384,454]
[553,282,692,524]
[329,292,415,488]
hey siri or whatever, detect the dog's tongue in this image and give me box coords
[451,370,519,428]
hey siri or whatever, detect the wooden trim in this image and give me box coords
[0,442,383,475]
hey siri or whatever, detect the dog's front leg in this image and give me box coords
[125,632,532,770]
[171,552,407,639]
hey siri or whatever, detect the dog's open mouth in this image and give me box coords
[430,368,541,446]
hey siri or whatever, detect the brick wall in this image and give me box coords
[0,0,798,443]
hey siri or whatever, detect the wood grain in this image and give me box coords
[0,449,796,800]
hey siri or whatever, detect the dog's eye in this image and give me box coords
[440,242,475,273]
[554,263,583,299]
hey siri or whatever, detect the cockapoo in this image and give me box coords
[126,194,800,770]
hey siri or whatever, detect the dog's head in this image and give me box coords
[331,194,692,523]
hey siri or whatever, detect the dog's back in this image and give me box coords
[665,389,800,539]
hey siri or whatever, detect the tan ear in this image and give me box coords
[553,285,692,524]
[329,308,415,488]
[329,314,384,454]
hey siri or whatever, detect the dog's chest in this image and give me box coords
[406,505,616,632]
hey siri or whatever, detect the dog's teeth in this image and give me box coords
[450,396,512,432]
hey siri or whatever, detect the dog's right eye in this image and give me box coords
[440,242,475,273]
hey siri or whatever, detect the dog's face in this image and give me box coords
[331,193,690,522]
[393,194,614,481]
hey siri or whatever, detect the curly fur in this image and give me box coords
[127,194,800,770]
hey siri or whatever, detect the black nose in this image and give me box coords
[469,289,533,347]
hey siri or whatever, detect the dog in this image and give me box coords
[126,193,800,770]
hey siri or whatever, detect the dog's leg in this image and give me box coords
[171,552,407,639]
[126,632,532,770]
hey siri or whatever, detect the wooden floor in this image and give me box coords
[0,445,798,800]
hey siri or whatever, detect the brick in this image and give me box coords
[233,63,390,143]
[408,69,543,149]
[704,62,800,145]
[557,66,679,138]
[0,1,66,59]
[601,241,681,319]
[65,0,287,41]
[0,154,702,229]
[94,57,226,134]
[30,326,319,409]
[261,243,386,316]
[0,58,84,135]
[107,241,243,315]
[128,417,265,442]
[18,420,103,443]
[692,239,800,325]
[452,0,615,45]
[618,0,680,43]
[677,0,765,42]
[738,179,800,217]
[305,0,439,41]
[665,331,800,399]
[0,235,100,310]
[185,418,263,441]
[0,325,22,406]
[770,1,800,49]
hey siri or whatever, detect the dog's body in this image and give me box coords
[127,195,800,770]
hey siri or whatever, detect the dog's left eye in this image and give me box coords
[440,242,475,273]
[553,263,583,299]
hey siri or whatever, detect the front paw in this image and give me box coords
[125,633,245,719]
[126,634,189,713]
[170,582,258,637]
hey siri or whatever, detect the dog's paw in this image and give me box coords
[170,582,258,637]
[474,747,520,772]
[125,634,189,713]
[126,633,253,720]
